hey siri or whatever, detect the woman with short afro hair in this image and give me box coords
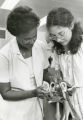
[0,6,46,120]
[7,6,39,36]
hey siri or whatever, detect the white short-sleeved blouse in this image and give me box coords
[58,42,83,119]
[0,39,43,120]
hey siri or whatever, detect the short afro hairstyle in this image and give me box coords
[7,6,40,36]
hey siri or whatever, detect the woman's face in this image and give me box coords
[47,26,72,46]
[17,28,37,50]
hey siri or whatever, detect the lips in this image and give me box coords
[23,44,33,48]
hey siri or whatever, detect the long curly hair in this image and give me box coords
[46,7,83,55]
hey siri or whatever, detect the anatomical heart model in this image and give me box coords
[43,66,81,120]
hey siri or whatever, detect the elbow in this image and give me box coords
[1,92,10,100]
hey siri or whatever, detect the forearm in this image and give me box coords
[1,89,37,101]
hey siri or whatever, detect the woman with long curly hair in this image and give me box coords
[45,7,83,120]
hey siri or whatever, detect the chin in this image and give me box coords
[61,42,68,46]
[26,45,33,49]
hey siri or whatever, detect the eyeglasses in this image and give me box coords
[49,32,65,41]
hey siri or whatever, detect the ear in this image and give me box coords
[69,22,74,30]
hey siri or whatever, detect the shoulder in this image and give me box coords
[0,42,10,59]
[0,39,15,60]
[73,41,83,61]
[77,41,83,55]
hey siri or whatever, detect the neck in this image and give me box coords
[17,42,32,58]
[20,48,32,58]
[64,44,69,53]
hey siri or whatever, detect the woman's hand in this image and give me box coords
[35,86,50,99]
[67,86,76,96]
